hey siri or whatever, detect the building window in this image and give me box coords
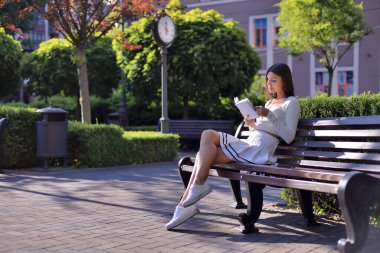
[27,31,45,48]
[338,71,354,96]
[315,72,329,94]
[36,13,45,25]
[254,18,267,48]
[274,18,280,47]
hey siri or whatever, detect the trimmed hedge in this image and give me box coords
[0,106,179,169]
[0,106,40,168]
[68,122,179,168]
[299,93,380,118]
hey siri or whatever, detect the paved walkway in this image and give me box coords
[0,154,379,253]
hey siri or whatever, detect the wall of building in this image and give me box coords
[184,0,380,98]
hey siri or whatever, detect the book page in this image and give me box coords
[234,97,259,119]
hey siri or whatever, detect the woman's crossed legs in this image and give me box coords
[166,130,233,230]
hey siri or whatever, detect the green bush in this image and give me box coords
[299,92,380,118]
[27,94,114,122]
[68,122,179,168]
[122,131,179,164]
[281,93,380,225]
[0,105,179,168]
[20,37,119,100]
[125,125,157,131]
[0,27,23,98]
[30,95,78,120]
[90,96,114,124]
[0,106,40,168]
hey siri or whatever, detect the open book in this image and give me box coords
[234,97,259,119]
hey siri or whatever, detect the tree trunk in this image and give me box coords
[75,90,81,121]
[327,67,334,97]
[75,47,92,123]
[182,95,189,120]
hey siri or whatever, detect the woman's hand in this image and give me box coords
[243,115,255,128]
[255,106,270,117]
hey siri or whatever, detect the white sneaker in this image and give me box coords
[165,205,200,230]
[182,183,212,208]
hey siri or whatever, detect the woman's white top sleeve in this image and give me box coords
[256,96,300,144]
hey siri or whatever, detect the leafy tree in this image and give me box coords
[113,5,261,119]
[0,0,33,32]
[277,0,370,96]
[87,37,120,98]
[20,37,120,100]
[28,0,163,123]
[20,39,77,99]
[0,27,23,98]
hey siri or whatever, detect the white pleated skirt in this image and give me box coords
[218,130,279,165]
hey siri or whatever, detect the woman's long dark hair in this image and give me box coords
[266,63,295,98]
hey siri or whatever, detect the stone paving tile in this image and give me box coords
[1,158,379,253]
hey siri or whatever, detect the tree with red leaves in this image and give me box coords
[0,0,33,32]
[28,0,164,123]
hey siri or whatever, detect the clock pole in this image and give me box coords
[160,46,169,133]
[152,13,175,133]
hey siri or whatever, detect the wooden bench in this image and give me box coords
[178,115,380,253]
[158,120,235,139]
[0,118,9,169]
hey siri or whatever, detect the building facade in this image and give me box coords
[16,11,59,52]
[182,0,380,97]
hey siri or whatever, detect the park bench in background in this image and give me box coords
[178,115,380,253]
[158,119,235,147]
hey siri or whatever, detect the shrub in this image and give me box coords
[68,121,179,168]
[0,106,40,168]
[125,125,157,131]
[0,106,179,169]
[0,27,23,98]
[67,122,126,167]
[30,95,78,120]
[20,37,119,100]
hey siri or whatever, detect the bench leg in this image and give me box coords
[297,190,319,226]
[228,179,247,209]
[237,180,266,234]
[337,171,380,253]
[178,156,193,189]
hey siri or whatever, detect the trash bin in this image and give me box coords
[107,111,126,128]
[36,106,68,169]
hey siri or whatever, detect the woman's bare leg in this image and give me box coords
[179,130,232,206]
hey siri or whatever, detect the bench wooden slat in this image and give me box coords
[296,129,380,138]
[214,164,343,182]
[286,141,380,150]
[276,159,380,176]
[241,129,380,139]
[239,172,338,194]
[276,149,380,163]
[298,115,380,127]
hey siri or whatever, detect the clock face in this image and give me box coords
[157,15,176,45]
